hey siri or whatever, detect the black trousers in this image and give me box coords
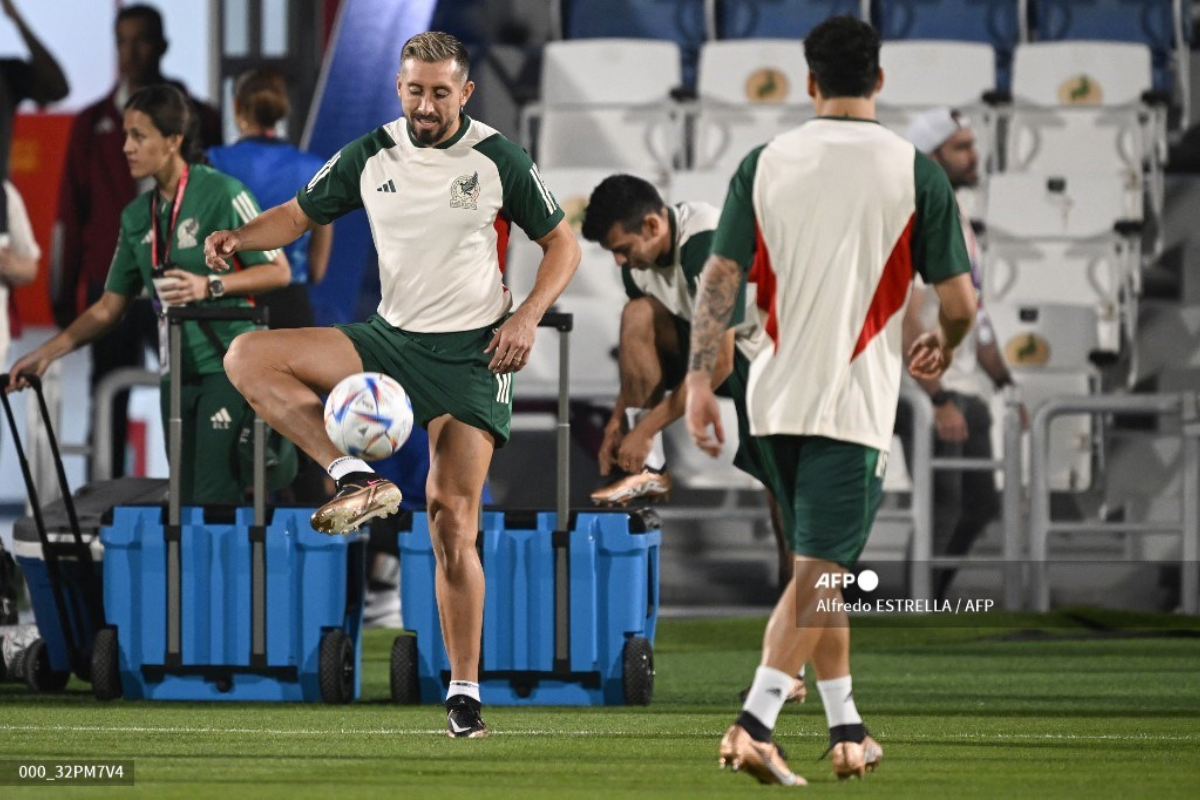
[895,391,1001,599]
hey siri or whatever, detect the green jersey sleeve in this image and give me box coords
[474,134,565,241]
[912,151,970,284]
[680,229,714,292]
[227,184,274,267]
[622,267,645,301]
[102,223,144,297]
[711,146,765,272]
[296,127,394,225]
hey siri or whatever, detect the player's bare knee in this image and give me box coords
[621,297,657,335]
[224,331,264,391]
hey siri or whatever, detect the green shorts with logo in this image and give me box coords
[334,314,513,446]
[761,435,885,568]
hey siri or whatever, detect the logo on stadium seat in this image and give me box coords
[450,172,481,210]
[745,68,789,103]
[1058,75,1103,106]
[1005,333,1051,367]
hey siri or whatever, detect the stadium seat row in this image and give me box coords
[559,0,1189,97]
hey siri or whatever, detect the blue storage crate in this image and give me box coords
[14,552,102,675]
[101,506,364,702]
[397,508,660,706]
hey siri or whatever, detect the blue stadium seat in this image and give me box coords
[717,0,865,39]
[1029,0,1185,94]
[562,0,707,88]
[874,0,1022,92]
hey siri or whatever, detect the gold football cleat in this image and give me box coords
[310,477,402,535]
[718,724,807,787]
[830,735,883,780]
[589,469,672,507]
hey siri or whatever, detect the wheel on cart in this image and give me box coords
[23,638,70,693]
[319,629,354,704]
[91,628,122,701]
[622,636,654,706]
[390,635,420,704]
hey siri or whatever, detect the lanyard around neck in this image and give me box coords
[150,163,190,271]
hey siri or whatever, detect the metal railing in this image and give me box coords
[895,385,1025,609]
[1029,393,1200,613]
[90,367,160,481]
[18,366,160,509]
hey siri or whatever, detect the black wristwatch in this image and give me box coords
[930,390,952,407]
[207,275,226,299]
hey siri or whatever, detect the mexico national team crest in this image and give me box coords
[450,172,481,210]
[176,218,200,249]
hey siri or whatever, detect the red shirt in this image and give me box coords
[52,85,221,321]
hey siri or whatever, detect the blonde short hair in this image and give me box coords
[400,31,470,82]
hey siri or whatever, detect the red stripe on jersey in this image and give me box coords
[850,214,914,362]
[748,222,778,350]
[494,212,511,274]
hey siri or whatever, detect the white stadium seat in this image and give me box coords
[691,39,813,173]
[529,39,684,174]
[505,167,665,399]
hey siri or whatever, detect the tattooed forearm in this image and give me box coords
[689,255,742,374]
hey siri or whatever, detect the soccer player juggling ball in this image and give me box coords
[203,32,580,740]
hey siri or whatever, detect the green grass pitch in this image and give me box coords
[1,611,1198,797]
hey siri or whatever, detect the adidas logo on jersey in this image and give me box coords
[377,179,397,193]
[210,407,233,430]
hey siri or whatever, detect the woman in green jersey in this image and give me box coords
[9,84,289,503]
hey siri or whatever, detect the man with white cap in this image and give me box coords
[898,107,1020,600]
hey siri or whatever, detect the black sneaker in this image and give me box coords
[445,695,489,739]
[310,472,401,535]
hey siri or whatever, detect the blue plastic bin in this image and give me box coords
[396,508,660,706]
[100,505,365,702]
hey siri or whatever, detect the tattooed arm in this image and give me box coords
[684,254,744,456]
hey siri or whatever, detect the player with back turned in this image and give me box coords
[685,16,976,785]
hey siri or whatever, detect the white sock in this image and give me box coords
[447,680,480,703]
[741,665,794,731]
[624,408,666,471]
[327,456,373,482]
[817,675,863,728]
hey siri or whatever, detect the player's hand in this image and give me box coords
[933,400,968,444]
[5,350,52,393]
[157,269,207,306]
[908,332,952,380]
[598,416,624,477]
[485,306,536,374]
[617,426,653,474]
[204,230,241,272]
[685,373,724,457]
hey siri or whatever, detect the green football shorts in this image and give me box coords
[335,314,513,446]
[761,435,886,568]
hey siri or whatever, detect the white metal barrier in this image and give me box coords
[1029,393,1200,613]
[895,386,1025,609]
